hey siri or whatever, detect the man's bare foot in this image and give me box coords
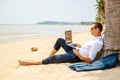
[18,60,42,66]
[18,60,31,66]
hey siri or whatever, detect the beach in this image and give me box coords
[0,27,120,80]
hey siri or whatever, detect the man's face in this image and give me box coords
[90,24,100,36]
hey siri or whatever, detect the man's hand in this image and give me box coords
[73,48,91,63]
[73,49,79,55]
[74,43,81,48]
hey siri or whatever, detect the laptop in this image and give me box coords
[65,30,76,49]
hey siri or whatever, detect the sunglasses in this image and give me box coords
[91,26,98,30]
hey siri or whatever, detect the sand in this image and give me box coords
[0,30,120,80]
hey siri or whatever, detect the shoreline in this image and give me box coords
[0,24,91,42]
[0,29,90,43]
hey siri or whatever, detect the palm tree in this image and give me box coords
[96,0,105,24]
[103,0,120,62]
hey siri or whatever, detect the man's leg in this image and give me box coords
[18,53,71,66]
[43,51,82,64]
[49,38,72,56]
[18,60,42,66]
[18,51,82,66]
[49,48,57,56]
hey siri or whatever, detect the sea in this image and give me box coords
[0,24,90,42]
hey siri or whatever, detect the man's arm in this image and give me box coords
[73,49,91,63]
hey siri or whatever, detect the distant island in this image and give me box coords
[36,21,93,25]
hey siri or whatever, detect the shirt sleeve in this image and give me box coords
[88,42,103,61]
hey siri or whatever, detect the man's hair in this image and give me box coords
[93,22,103,32]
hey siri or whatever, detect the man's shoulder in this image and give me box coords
[94,40,103,46]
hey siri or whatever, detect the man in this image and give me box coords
[18,22,103,66]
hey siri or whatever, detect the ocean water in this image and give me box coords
[0,24,89,42]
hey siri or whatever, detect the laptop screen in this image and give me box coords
[65,30,72,44]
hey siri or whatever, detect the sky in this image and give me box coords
[0,0,97,24]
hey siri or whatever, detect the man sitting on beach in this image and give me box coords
[18,22,103,66]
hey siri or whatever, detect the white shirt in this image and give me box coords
[77,36,103,61]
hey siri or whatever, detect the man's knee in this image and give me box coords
[57,38,65,43]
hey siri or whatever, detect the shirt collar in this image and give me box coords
[92,36,103,40]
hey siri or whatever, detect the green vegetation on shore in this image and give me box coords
[36,21,93,25]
